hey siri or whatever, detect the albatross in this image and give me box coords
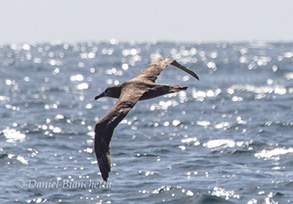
[94,58,199,181]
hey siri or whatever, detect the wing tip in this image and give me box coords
[170,60,200,80]
[97,153,111,182]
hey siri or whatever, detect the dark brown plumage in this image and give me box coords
[94,58,199,181]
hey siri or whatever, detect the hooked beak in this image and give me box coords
[95,92,105,100]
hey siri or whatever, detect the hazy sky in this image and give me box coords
[1,0,293,44]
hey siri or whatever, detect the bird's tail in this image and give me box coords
[179,86,188,90]
[170,85,188,92]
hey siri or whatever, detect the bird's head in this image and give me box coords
[95,85,121,100]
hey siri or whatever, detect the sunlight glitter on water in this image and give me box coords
[181,137,200,147]
[204,139,236,149]
[76,83,89,90]
[149,99,179,111]
[255,147,293,160]
[191,88,221,101]
[2,128,26,143]
[284,72,293,80]
[196,120,211,127]
[227,84,288,95]
[7,154,29,165]
[210,187,240,200]
[70,74,84,82]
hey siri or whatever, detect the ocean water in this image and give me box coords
[0,41,293,204]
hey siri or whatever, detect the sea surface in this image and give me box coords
[1,41,293,204]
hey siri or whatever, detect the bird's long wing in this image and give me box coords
[94,84,147,181]
[135,58,199,82]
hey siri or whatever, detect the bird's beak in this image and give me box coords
[95,92,105,100]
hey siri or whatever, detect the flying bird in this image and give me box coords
[94,58,199,181]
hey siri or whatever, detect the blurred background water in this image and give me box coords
[0,41,293,204]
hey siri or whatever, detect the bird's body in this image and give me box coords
[94,58,199,181]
